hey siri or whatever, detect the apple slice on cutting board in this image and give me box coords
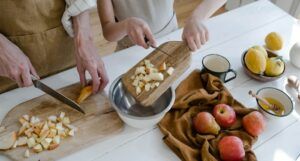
[122,41,191,106]
[0,131,17,150]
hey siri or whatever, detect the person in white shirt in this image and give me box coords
[0,0,107,94]
[98,0,227,51]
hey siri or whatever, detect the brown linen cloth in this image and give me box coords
[159,70,258,161]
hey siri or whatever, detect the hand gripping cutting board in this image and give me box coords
[0,83,124,161]
[122,41,191,106]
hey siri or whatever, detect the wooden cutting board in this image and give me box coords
[122,41,191,106]
[0,83,124,161]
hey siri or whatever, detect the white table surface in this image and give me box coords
[1,0,300,161]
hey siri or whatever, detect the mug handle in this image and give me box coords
[224,69,237,83]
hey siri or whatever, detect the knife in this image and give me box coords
[31,75,85,114]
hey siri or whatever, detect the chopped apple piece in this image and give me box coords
[41,139,50,150]
[33,127,41,135]
[144,83,151,92]
[24,128,33,138]
[53,135,60,144]
[48,143,59,150]
[58,130,67,138]
[17,137,27,146]
[65,124,78,132]
[154,82,160,87]
[159,62,167,71]
[24,149,30,158]
[32,134,38,141]
[166,67,174,76]
[48,115,57,122]
[0,131,17,150]
[48,128,57,138]
[144,59,153,68]
[62,117,70,125]
[136,86,141,95]
[59,112,65,119]
[26,137,36,148]
[56,122,64,131]
[143,75,151,82]
[132,79,139,87]
[48,120,56,128]
[45,138,52,144]
[135,66,146,75]
[23,115,30,121]
[30,116,40,124]
[18,124,27,136]
[150,83,156,89]
[35,122,44,129]
[138,81,145,88]
[41,122,49,132]
[19,117,28,125]
[76,85,92,104]
[39,130,49,141]
[33,144,43,153]
[68,129,75,137]
[149,73,164,81]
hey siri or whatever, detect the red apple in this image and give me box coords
[193,112,220,135]
[218,136,245,161]
[213,104,236,128]
[242,111,266,137]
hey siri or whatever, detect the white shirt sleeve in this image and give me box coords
[62,0,97,37]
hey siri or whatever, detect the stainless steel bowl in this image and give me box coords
[109,75,175,128]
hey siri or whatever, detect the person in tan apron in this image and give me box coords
[98,0,227,51]
[0,0,108,94]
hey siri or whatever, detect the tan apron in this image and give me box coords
[0,0,75,93]
[112,0,178,51]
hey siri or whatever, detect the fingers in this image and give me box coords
[79,70,87,87]
[128,21,156,49]
[89,65,100,94]
[11,71,23,87]
[11,63,33,87]
[29,62,39,79]
[135,31,148,49]
[98,66,109,92]
[77,66,87,87]
[144,27,157,47]
[186,37,197,52]
[21,68,32,87]
[195,34,202,49]
[204,25,209,41]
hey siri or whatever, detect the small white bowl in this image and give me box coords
[109,75,175,129]
[256,87,294,119]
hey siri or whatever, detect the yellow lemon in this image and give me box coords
[245,48,267,74]
[265,32,283,51]
[251,45,268,58]
[265,57,284,76]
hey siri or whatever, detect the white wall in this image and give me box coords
[226,0,300,18]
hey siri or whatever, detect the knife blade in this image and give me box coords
[31,75,85,114]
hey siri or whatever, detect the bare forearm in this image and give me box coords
[190,0,227,20]
[101,20,128,42]
[72,11,93,43]
[97,0,128,41]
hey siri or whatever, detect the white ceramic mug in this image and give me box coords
[202,54,237,83]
